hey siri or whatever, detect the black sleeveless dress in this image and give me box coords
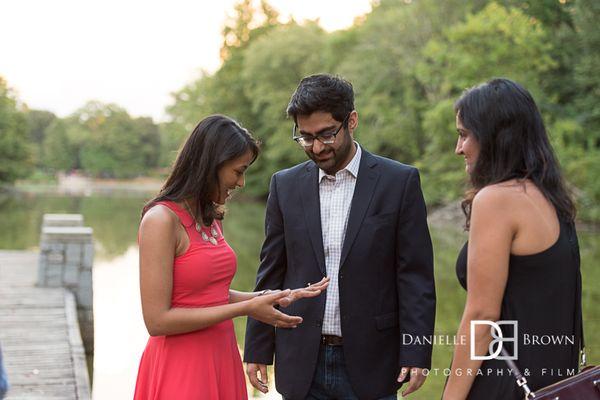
[455,219,582,400]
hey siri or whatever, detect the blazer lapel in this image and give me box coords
[299,163,327,275]
[340,151,380,269]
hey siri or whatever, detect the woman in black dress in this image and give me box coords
[442,78,582,399]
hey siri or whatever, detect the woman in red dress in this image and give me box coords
[134,115,328,400]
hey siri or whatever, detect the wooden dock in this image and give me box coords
[0,250,91,400]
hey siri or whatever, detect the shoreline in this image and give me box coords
[4,179,600,232]
[13,176,164,196]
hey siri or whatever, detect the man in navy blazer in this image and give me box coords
[244,74,435,399]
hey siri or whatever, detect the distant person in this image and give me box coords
[443,78,582,399]
[244,74,436,399]
[133,114,328,400]
[0,343,8,399]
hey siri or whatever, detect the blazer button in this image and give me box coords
[316,320,322,327]
[339,273,344,279]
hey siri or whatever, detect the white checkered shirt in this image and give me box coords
[319,142,362,336]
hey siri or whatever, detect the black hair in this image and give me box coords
[144,115,260,225]
[454,78,576,227]
[286,74,355,124]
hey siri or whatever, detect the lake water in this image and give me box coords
[0,190,597,399]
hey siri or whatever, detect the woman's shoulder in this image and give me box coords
[471,181,533,231]
[474,179,536,205]
[472,182,518,208]
[473,180,553,229]
[140,203,180,232]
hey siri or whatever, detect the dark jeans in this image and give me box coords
[304,344,397,400]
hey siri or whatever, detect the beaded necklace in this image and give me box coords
[183,200,220,245]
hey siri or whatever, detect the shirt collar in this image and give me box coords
[319,142,362,181]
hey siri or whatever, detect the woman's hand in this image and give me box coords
[247,278,329,328]
[247,290,303,328]
[277,277,330,308]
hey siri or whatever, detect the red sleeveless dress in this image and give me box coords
[133,201,247,400]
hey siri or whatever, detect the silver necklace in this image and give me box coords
[183,200,219,245]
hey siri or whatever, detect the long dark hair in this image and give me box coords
[454,78,575,228]
[143,115,259,225]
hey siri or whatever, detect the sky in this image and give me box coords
[0,0,372,122]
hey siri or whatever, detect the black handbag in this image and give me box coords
[502,222,600,399]
[503,349,599,399]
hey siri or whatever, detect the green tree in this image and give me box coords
[415,3,556,205]
[241,21,327,190]
[43,117,80,171]
[503,0,577,109]
[163,0,600,215]
[553,0,600,221]
[134,116,161,169]
[330,0,488,165]
[25,109,56,167]
[0,77,32,183]
[76,102,148,178]
[41,101,161,178]
[573,0,600,136]
[418,3,554,101]
[221,0,280,60]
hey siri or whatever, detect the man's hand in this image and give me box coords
[398,367,427,397]
[246,363,269,393]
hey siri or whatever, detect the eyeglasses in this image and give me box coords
[292,113,350,148]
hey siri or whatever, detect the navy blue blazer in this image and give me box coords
[244,149,436,399]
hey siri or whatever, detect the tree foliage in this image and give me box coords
[25,109,56,167]
[162,0,599,219]
[41,101,161,178]
[0,77,32,183]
